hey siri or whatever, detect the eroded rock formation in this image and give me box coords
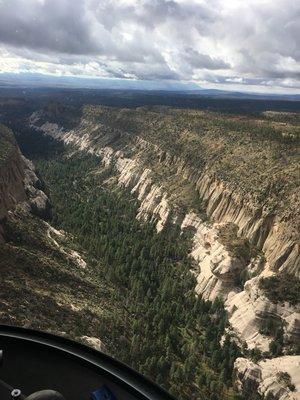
[234,356,300,400]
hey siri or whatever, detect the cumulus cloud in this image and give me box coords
[0,0,299,92]
[0,0,99,54]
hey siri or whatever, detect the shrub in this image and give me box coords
[259,274,300,306]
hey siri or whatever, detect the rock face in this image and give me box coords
[0,126,50,235]
[226,276,300,352]
[195,173,299,278]
[0,132,27,220]
[22,156,51,218]
[235,356,300,400]
[181,212,243,301]
[80,335,106,352]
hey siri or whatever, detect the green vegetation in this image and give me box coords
[262,111,300,126]
[217,223,256,265]
[259,273,300,306]
[260,316,283,337]
[258,316,284,356]
[259,274,300,356]
[277,372,296,392]
[247,348,263,363]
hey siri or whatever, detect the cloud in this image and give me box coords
[182,47,230,70]
[0,0,99,55]
[0,0,299,92]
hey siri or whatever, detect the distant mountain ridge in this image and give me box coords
[1,72,300,101]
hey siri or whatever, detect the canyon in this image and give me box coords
[27,105,300,399]
[0,102,299,400]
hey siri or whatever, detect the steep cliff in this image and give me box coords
[0,124,50,230]
[0,125,27,221]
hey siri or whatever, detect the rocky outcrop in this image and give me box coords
[80,335,106,352]
[181,213,243,301]
[195,173,299,278]
[22,156,51,218]
[226,276,300,351]
[235,356,300,400]
[46,223,87,269]
[0,127,50,235]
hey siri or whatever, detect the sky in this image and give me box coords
[0,0,299,93]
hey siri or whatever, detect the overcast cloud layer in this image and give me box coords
[0,0,299,93]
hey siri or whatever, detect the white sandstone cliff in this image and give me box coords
[235,356,300,400]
